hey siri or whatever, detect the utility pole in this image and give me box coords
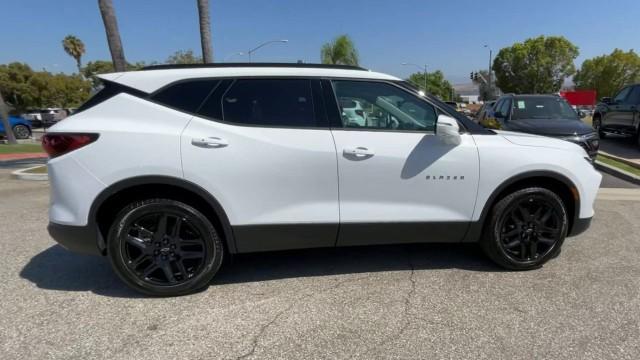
[484,45,493,100]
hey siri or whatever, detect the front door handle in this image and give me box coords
[191,137,228,148]
[343,146,375,157]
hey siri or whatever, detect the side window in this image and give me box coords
[499,99,512,118]
[492,100,504,116]
[221,79,316,127]
[626,86,640,105]
[614,86,632,104]
[151,80,219,113]
[332,80,436,131]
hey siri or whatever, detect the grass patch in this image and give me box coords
[597,155,640,177]
[0,143,43,154]
[24,165,47,174]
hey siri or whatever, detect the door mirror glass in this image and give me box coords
[601,97,612,104]
[436,115,461,145]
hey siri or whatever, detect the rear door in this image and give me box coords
[179,78,339,252]
[324,79,480,246]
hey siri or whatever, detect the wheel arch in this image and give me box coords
[463,170,580,242]
[90,175,237,255]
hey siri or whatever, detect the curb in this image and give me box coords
[595,161,640,186]
[11,165,48,181]
[598,151,640,170]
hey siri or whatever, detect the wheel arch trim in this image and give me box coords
[463,170,581,242]
[89,175,237,254]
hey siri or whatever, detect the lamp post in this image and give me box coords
[248,39,288,62]
[223,51,245,62]
[402,63,428,92]
[484,45,493,100]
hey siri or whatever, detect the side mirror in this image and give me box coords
[601,97,612,104]
[436,115,461,145]
[578,110,586,118]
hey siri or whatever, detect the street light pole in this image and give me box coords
[224,52,245,62]
[484,45,493,100]
[401,62,428,92]
[247,39,288,62]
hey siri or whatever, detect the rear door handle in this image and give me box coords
[343,146,375,157]
[191,137,228,148]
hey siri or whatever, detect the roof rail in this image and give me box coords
[141,62,368,71]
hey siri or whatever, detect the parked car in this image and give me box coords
[22,110,43,128]
[593,84,640,148]
[0,116,32,139]
[40,108,67,126]
[479,94,600,159]
[474,100,496,123]
[44,63,601,296]
[340,98,368,126]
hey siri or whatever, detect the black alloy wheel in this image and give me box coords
[482,187,568,270]
[108,199,223,296]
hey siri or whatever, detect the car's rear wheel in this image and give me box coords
[592,116,606,138]
[481,187,568,270]
[108,199,224,296]
[12,125,31,139]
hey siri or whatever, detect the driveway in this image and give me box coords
[1,169,639,359]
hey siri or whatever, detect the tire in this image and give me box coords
[592,116,605,138]
[12,125,31,139]
[107,198,224,296]
[481,187,568,270]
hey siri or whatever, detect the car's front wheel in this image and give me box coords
[481,187,568,270]
[592,116,606,138]
[108,199,224,296]
[12,125,31,139]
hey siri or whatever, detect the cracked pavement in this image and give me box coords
[1,168,640,359]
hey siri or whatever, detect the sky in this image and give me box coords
[2,0,639,84]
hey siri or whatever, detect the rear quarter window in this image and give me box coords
[151,80,220,113]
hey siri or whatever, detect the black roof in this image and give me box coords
[141,62,367,71]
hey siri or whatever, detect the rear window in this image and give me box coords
[75,81,147,114]
[151,80,220,113]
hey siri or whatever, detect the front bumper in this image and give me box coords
[568,216,592,237]
[47,222,103,255]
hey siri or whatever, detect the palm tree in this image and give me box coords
[321,35,359,66]
[62,35,86,75]
[98,0,127,72]
[197,0,214,63]
[0,93,17,144]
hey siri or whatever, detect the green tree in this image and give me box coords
[407,70,455,101]
[321,35,359,66]
[62,35,86,75]
[98,0,127,72]
[166,50,203,64]
[492,36,579,94]
[197,0,213,63]
[0,62,91,112]
[574,49,640,98]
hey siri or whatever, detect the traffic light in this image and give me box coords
[470,72,474,80]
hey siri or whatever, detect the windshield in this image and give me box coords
[511,97,578,121]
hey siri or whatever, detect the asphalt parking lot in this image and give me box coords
[1,168,639,359]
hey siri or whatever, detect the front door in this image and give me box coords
[325,80,480,246]
[605,86,635,132]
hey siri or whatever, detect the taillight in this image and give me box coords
[42,133,99,158]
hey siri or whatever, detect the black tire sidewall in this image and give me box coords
[107,199,224,296]
[482,187,568,270]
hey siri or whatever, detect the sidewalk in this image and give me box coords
[0,153,47,163]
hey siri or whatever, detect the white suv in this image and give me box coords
[43,63,601,296]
